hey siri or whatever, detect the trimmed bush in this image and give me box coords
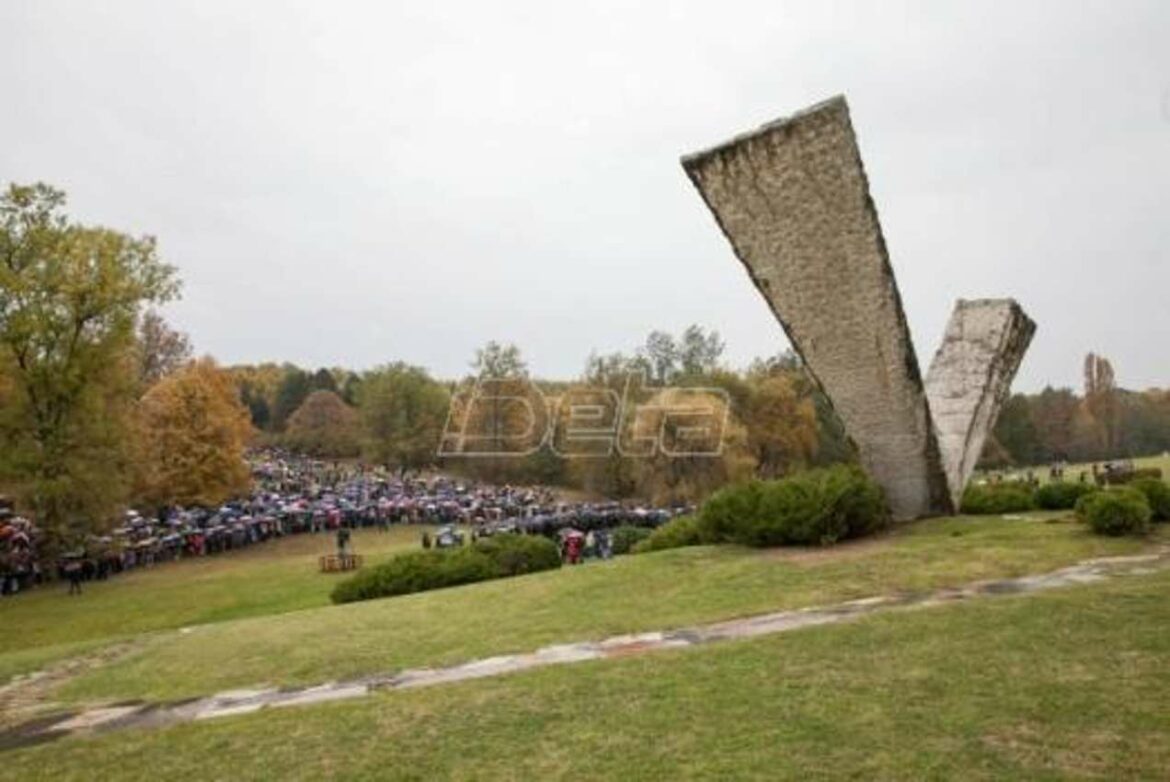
[611,525,653,555]
[696,480,764,545]
[1128,478,1170,522]
[331,534,560,604]
[698,465,889,548]
[472,533,563,575]
[959,482,1035,514]
[1075,489,1151,536]
[632,515,706,554]
[1033,481,1097,511]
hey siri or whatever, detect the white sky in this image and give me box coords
[3,1,1167,390]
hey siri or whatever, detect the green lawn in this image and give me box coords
[0,526,436,681]
[981,453,1170,485]
[5,559,1169,780]
[11,514,1151,705]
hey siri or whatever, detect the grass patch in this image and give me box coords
[5,561,1169,780]
[0,526,436,659]
[46,515,1156,704]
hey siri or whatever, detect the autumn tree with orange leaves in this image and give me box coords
[135,358,253,509]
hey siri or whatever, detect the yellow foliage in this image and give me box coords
[136,358,253,508]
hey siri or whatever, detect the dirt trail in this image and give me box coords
[0,640,142,732]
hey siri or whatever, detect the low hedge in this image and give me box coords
[632,515,706,554]
[697,465,889,547]
[611,525,653,555]
[1033,481,1097,510]
[331,534,560,604]
[1128,478,1170,522]
[1075,488,1151,537]
[959,482,1035,514]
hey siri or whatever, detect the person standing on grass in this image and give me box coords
[64,559,83,596]
[336,526,351,559]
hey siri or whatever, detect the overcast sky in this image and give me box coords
[3,1,1167,390]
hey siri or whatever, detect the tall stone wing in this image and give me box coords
[681,96,952,520]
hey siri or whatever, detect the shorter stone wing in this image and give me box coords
[925,299,1037,509]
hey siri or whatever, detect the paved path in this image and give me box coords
[2,547,1167,751]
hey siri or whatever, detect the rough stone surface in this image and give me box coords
[925,299,1037,508]
[682,96,951,519]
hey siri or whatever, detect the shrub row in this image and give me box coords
[331,534,560,604]
[692,465,890,549]
[964,475,1170,519]
[959,481,1036,514]
[1033,481,1098,511]
[632,515,706,553]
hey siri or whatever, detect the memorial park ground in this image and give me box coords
[1,509,1168,780]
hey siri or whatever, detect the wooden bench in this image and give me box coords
[319,554,363,573]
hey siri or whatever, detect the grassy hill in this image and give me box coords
[1,514,1167,779]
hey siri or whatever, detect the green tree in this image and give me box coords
[991,394,1041,465]
[472,341,527,378]
[339,372,363,406]
[639,330,677,384]
[271,365,311,431]
[0,183,178,551]
[358,363,450,474]
[310,367,338,394]
[677,324,725,378]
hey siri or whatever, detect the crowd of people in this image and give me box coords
[0,451,690,596]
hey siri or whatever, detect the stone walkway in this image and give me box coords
[2,548,1167,751]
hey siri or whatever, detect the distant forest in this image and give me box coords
[982,354,1170,467]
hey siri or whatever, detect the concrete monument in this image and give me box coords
[682,96,1034,519]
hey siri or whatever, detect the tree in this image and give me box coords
[1029,386,1079,461]
[271,365,311,431]
[742,374,819,478]
[746,353,852,468]
[135,358,253,509]
[583,350,639,384]
[677,324,725,377]
[464,342,537,470]
[309,367,338,394]
[339,372,363,406]
[136,309,192,388]
[358,363,450,473]
[0,183,178,550]
[626,387,755,504]
[1084,352,1120,454]
[284,390,360,457]
[639,330,677,384]
[228,363,284,431]
[472,341,527,379]
[991,394,1041,465]
[748,350,802,376]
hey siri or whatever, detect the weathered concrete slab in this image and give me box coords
[925,299,1036,508]
[682,96,951,519]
